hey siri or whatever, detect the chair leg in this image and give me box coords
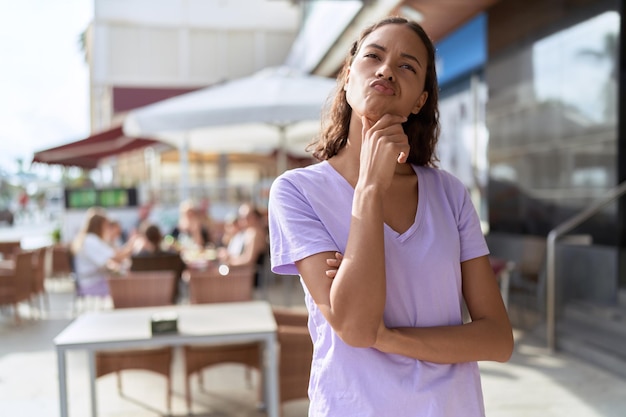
[116,371,123,395]
[198,370,205,391]
[166,376,172,412]
[42,291,50,313]
[185,374,192,413]
[12,302,21,325]
[245,366,253,388]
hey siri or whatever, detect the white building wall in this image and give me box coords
[90,0,301,129]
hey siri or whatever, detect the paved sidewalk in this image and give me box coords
[1,278,626,416]
[481,330,626,417]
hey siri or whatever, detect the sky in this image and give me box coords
[0,0,93,175]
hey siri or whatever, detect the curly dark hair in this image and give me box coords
[308,16,440,167]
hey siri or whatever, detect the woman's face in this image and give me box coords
[345,24,429,123]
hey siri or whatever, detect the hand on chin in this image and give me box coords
[358,99,405,124]
[359,107,405,126]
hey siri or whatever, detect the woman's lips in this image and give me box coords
[371,80,395,95]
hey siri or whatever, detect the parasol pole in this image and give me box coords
[179,133,190,201]
[277,124,288,174]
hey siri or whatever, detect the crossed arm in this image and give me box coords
[296,250,514,364]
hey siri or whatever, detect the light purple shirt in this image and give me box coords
[268,161,489,417]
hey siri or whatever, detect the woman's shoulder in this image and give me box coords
[276,160,330,183]
[84,233,104,245]
[271,161,333,194]
[83,233,114,253]
[415,165,466,191]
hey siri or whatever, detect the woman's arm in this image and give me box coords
[296,185,386,348]
[373,255,514,363]
[110,234,137,263]
[296,115,410,347]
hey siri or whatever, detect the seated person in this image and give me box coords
[170,200,213,249]
[71,208,135,296]
[131,222,187,303]
[218,203,268,287]
[133,222,167,255]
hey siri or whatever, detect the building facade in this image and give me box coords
[87,0,301,205]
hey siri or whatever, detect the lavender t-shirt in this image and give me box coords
[268,161,489,417]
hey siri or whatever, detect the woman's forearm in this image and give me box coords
[329,184,387,346]
[374,318,514,363]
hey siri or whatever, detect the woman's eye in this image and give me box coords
[401,64,416,73]
[364,53,380,60]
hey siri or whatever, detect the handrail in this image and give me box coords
[546,180,626,352]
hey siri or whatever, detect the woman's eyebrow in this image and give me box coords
[364,43,422,68]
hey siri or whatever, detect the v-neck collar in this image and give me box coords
[322,161,424,242]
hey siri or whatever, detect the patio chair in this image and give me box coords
[0,250,35,324]
[50,244,73,279]
[95,270,177,412]
[183,265,260,412]
[30,247,49,315]
[130,251,186,303]
[272,307,313,408]
[0,240,21,260]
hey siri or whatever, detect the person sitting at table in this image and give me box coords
[218,213,241,250]
[170,200,213,249]
[218,203,268,287]
[70,208,135,296]
[106,219,127,249]
[133,222,166,255]
[131,222,187,303]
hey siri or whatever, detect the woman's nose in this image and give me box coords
[376,62,394,81]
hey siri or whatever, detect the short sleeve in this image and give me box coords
[453,178,489,262]
[268,174,340,275]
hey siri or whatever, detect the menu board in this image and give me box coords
[64,187,138,209]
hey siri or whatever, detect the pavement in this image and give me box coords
[2,222,626,416]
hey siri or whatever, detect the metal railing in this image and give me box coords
[546,180,626,352]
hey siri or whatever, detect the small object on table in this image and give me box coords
[151,311,179,335]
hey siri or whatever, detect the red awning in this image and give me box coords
[32,126,163,169]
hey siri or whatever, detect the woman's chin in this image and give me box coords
[361,108,386,123]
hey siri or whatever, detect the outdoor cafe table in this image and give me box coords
[54,300,279,417]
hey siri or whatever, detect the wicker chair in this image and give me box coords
[130,252,186,303]
[0,250,35,324]
[96,270,177,412]
[183,265,260,412]
[30,247,49,314]
[107,270,178,308]
[50,244,73,279]
[272,307,313,407]
[0,240,21,260]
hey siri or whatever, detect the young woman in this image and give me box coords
[268,17,513,417]
[71,208,134,295]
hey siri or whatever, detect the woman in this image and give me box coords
[170,200,212,249]
[71,208,134,296]
[268,17,513,416]
[219,203,268,287]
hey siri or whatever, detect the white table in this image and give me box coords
[54,301,279,417]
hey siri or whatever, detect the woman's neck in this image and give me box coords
[328,119,414,188]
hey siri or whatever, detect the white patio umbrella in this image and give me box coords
[123,66,337,181]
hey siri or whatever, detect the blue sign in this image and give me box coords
[436,14,487,86]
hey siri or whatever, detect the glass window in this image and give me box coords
[486,11,619,243]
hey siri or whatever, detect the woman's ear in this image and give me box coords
[412,91,428,114]
[343,68,350,91]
